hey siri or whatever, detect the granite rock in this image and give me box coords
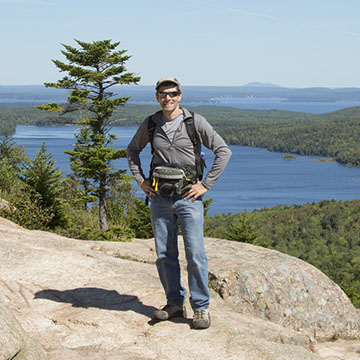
[0,217,359,359]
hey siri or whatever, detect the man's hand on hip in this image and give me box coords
[182,181,208,202]
[139,179,156,199]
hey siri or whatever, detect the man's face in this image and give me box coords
[156,84,182,114]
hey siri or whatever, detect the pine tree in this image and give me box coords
[225,211,259,244]
[64,119,96,210]
[21,142,68,228]
[128,198,153,238]
[37,39,140,230]
[0,132,29,194]
[0,131,29,170]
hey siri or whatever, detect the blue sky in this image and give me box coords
[1,0,360,88]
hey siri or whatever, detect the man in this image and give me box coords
[127,77,231,329]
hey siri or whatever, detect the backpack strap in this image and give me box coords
[184,112,204,180]
[148,115,156,155]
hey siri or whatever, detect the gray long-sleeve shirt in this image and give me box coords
[126,107,231,189]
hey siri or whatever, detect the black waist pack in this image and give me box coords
[151,166,194,196]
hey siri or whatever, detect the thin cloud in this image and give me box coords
[336,29,360,38]
[185,0,281,21]
[314,24,360,39]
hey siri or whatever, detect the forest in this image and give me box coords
[217,106,360,167]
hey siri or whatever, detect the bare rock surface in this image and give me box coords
[0,217,359,360]
[207,239,360,341]
[0,302,46,360]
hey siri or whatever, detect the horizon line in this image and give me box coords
[1,83,360,90]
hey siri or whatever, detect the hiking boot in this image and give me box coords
[193,309,211,329]
[152,304,187,321]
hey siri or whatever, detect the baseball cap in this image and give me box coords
[155,77,181,91]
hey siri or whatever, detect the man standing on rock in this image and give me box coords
[127,77,231,329]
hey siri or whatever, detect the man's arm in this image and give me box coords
[195,114,232,189]
[126,118,150,184]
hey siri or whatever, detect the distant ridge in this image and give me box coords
[243,82,283,88]
[322,105,360,117]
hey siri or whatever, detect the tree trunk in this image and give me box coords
[99,175,108,230]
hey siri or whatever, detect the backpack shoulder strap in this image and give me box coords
[147,115,156,155]
[184,112,200,150]
[147,110,163,154]
[184,112,205,180]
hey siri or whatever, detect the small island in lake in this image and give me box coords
[283,153,297,160]
[283,153,336,163]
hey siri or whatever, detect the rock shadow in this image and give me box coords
[34,287,157,319]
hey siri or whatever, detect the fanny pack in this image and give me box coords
[151,166,195,197]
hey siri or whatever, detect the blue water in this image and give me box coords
[128,97,360,114]
[208,97,360,114]
[3,96,360,114]
[13,125,360,216]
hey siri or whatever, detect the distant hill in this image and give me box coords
[0,85,69,100]
[242,82,283,88]
[321,105,360,117]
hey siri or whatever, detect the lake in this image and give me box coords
[209,97,360,114]
[3,96,360,114]
[14,125,360,216]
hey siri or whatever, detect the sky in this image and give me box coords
[1,0,360,88]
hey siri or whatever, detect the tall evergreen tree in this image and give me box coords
[37,39,140,230]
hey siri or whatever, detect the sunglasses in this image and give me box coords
[157,91,180,99]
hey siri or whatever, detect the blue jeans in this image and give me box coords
[150,194,210,311]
